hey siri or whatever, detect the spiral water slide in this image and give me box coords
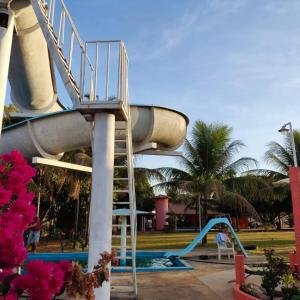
[0,106,188,159]
[0,0,188,159]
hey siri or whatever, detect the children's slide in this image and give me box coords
[164,217,248,258]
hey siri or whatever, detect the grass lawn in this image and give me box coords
[38,230,296,255]
[135,230,296,254]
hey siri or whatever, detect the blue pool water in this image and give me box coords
[26,251,192,272]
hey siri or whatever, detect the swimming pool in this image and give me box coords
[26,251,192,272]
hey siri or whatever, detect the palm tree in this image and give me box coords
[63,149,92,245]
[261,130,300,179]
[154,121,258,242]
[3,104,18,127]
[245,131,300,227]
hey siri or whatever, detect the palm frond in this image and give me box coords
[264,142,292,173]
[246,169,286,180]
[218,190,260,220]
[134,167,165,182]
[224,157,258,174]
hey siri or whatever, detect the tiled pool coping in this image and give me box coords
[26,251,193,273]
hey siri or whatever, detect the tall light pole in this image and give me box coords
[278,122,297,167]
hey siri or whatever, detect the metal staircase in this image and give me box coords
[30,0,137,298]
[30,0,94,105]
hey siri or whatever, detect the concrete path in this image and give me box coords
[137,260,236,300]
[198,269,235,300]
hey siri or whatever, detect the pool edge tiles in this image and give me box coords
[26,251,193,273]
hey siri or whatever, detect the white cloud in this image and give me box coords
[130,0,250,62]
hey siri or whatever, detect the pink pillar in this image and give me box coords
[289,252,296,272]
[235,255,245,285]
[289,167,300,269]
[155,196,169,231]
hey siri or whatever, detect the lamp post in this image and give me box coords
[279,122,300,270]
[278,122,297,167]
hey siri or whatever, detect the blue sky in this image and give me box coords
[6,0,300,170]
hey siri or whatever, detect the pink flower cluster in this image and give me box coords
[0,150,36,269]
[0,151,72,300]
[7,260,71,300]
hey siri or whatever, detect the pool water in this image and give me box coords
[26,251,192,272]
[136,257,174,268]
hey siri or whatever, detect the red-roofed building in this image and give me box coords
[154,195,250,231]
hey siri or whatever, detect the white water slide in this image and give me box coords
[0,0,188,158]
[0,106,188,159]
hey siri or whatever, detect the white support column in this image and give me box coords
[88,112,115,300]
[120,215,127,266]
[0,8,14,135]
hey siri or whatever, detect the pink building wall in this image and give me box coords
[155,196,169,231]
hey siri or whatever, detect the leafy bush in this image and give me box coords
[165,213,176,232]
[261,249,288,298]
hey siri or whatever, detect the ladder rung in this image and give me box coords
[111,278,133,284]
[114,166,127,169]
[112,266,133,270]
[113,202,130,205]
[112,245,132,249]
[111,284,135,291]
[112,235,131,238]
[111,275,133,281]
[115,126,127,130]
[112,224,131,227]
[116,125,127,128]
[116,256,132,259]
[114,152,127,156]
[113,178,128,181]
[113,190,129,193]
[115,140,126,143]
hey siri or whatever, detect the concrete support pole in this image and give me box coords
[0,8,14,135]
[88,113,115,300]
[289,167,300,269]
[120,215,127,266]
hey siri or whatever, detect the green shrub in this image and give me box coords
[261,249,288,298]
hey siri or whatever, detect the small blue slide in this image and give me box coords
[164,217,248,258]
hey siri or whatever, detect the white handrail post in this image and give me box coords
[68,30,74,72]
[105,43,110,100]
[94,42,99,100]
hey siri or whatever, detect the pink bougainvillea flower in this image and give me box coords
[12,260,65,300]
[57,260,72,281]
[0,189,12,207]
[0,151,72,300]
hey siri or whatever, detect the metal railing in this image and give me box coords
[36,1,128,105]
[37,0,94,98]
[81,40,129,105]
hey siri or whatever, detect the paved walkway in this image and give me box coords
[136,250,267,300]
[137,260,236,300]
